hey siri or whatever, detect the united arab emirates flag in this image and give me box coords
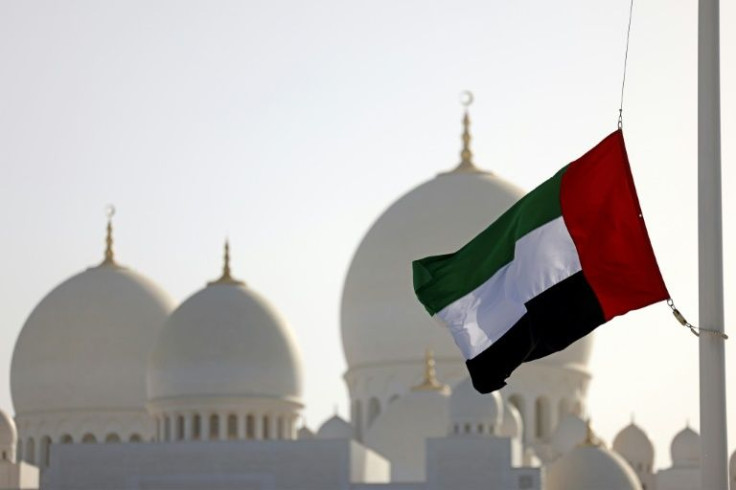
[412,129,669,393]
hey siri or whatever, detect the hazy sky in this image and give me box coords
[0,0,733,470]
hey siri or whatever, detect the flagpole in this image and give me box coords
[698,0,728,488]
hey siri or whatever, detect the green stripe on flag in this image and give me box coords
[413,165,568,315]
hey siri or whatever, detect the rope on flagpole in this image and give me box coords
[667,299,728,339]
[618,0,635,129]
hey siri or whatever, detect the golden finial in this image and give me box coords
[208,239,244,286]
[411,349,448,392]
[101,205,117,266]
[582,418,603,447]
[452,91,480,173]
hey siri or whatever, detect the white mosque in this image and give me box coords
[1,111,733,490]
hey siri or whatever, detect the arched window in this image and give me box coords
[367,397,381,427]
[1,450,7,461]
[192,414,201,440]
[209,414,219,440]
[352,400,363,441]
[105,433,121,443]
[41,436,52,467]
[262,416,270,440]
[246,414,255,439]
[60,434,73,444]
[25,438,35,464]
[176,415,185,441]
[82,433,97,444]
[535,396,551,440]
[277,416,286,440]
[558,398,570,422]
[464,423,471,434]
[477,424,484,434]
[227,414,237,440]
[163,416,171,441]
[508,394,526,440]
[573,400,583,416]
[16,440,22,462]
[129,434,142,443]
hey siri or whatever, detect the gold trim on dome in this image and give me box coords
[582,418,604,447]
[100,205,118,266]
[411,349,448,392]
[208,240,245,286]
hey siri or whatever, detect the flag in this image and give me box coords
[412,129,668,393]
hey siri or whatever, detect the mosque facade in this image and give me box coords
[2,112,732,490]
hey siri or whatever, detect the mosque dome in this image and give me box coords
[671,426,700,468]
[316,415,354,440]
[547,439,642,490]
[11,220,174,415]
[613,421,654,471]
[147,243,302,404]
[340,107,593,373]
[449,377,502,435]
[297,426,315,440]
[364,388,449,481]
[551,413,588,455]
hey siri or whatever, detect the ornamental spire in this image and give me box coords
[452,91,480,173]
[411,349,448,392]
[101,205,117,266]
[582,418,603,447]
[208,239,244,286]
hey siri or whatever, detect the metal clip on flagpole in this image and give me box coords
[667,299,728,339]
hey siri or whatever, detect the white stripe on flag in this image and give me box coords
[435,216,582,359]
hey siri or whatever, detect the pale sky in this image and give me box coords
[0,0,733,470]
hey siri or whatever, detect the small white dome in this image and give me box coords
[671,426,700,468]
[364,390,449,482]
[547,444,642,490]
[613,421,654,470]
[0,409,17,448]
[12,263,174,414]
[499,398,523,439]
[297,426,315,440]
[449,377,502,435]
[316,415,353,440]
[551,413,587,455]
[148,280,302,403]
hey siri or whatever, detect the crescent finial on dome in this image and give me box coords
[451,91,481,173]
[411,349,447,392]
[208,239,245,286]
[100,205,117,266]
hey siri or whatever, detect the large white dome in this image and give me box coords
[341,163,593,371]
[11,262,175,415]
[147,278,303,404]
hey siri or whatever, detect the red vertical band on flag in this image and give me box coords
[560,130,669,321]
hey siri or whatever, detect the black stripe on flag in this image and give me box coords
[466,271,605,394]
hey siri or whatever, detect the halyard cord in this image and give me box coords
[618,0,634,129]
[667,299,728,339]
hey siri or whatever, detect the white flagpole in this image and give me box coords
[698,0,728,488]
